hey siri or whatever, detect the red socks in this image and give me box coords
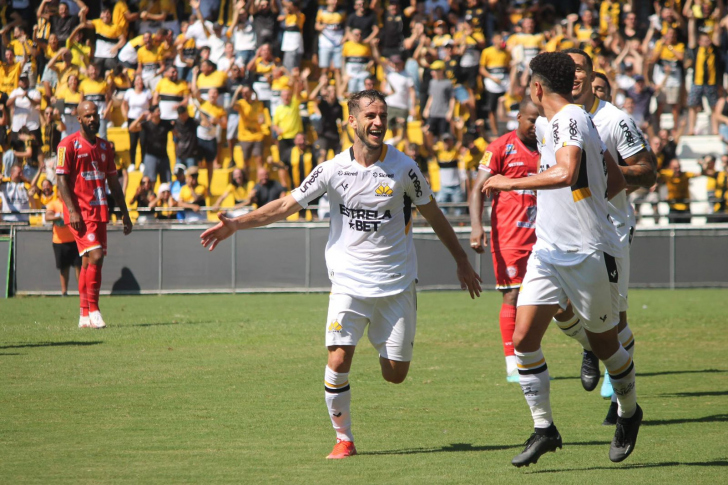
[86,264,102,312]
[499,304,517,357]
[78,266,89,317]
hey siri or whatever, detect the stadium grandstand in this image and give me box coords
[0,0,727,230]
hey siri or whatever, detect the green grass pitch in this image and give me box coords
[1,289,727,484]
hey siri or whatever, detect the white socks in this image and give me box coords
[602,345,637,418]
[505,355,518,375]
[324,366,353,442]
[515,348,552,428]
[554,314,592,351]
[611,325,635,404]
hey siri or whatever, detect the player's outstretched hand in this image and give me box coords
[200,213,236,251]
[469,225,487,253]
[457,259,482,299]
[122,214,133,235]
[482,174,511,198]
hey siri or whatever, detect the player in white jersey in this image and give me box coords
[200,90,482,459]
[483,52,642,467]
[550,49,656,424]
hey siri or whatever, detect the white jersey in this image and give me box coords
[587,99,648,247]
[291,145,434,297]
[533,105,620,266]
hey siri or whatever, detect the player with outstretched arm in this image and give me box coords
[201,90,482,459]
[483,52,642,467]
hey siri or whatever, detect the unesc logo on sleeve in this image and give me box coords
[57,147,66,168]
[480,151,493,167]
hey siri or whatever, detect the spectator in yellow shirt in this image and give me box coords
[659,158,698,224]
[272,68,308,169]
[177,165,208,222]
[232,83,269,173]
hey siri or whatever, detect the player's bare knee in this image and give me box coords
[501,288,519,306]
[87,251,104,266]
[382,367,408,384]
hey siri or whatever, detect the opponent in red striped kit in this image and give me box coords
[469,99,540,381]
[56,101,133,329]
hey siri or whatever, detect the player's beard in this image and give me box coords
[82,120,100,137]
[355,124,383,150]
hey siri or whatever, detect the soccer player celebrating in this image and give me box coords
[201,90,482,459]
[56,101,133,329]
[469,99,540,382]
[552,49,655,423]
[483,52,642,466]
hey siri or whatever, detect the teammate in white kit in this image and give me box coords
[483,52,643,467]
[200,90,482,459]
[551,49,656,423]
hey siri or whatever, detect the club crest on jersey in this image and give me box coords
[100,142,107,150]
[505,144,517,155]
[101,154,106,162]
[375,181,393,197]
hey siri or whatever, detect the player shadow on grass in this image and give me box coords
[525,459,728,473]
[363,441,609,456]
[659,390,728,397]
[0,341,103,349]
[642,414,728,426]
[551,368,728,381]
[127,320,209,327]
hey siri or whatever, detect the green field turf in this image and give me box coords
[1,289,727,484]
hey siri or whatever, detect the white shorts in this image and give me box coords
[518,251,620,333]
[325,281,417,362]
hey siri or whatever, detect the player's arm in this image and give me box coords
[620,148,657,188]
[56,173,82,230]
[417,199,482,298]
[468,169,492,253]
[200,194,303,251]
[483,145,583,196]
[604,149,627,200]
[107,172,132,235]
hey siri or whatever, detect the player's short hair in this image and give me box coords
[594,71,611,93]
[518,97,536,113]
[347,90,387,117]
[529,52,576,97]
[562,48,593,73]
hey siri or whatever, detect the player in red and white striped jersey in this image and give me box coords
[56,101,133,329]
[469,99,540,382]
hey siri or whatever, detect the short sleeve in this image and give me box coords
[403,160,434,206]
[291,162,329,208]
[552,111,583,154]
[478,146,502,173]
[613,113,647,160]
[55,140,72,175]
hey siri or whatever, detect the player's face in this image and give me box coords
[517,103,540,143]
[351,99,387,150]
[568,53,594,104]
[592,77,610,101]
[78,104,101,135]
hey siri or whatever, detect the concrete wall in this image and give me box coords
[12,225,728,295]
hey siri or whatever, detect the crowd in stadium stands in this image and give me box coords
[1,0,728,226]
